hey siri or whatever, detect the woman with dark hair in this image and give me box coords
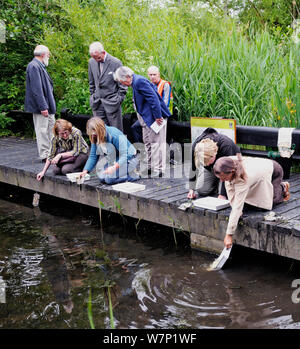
[79,117,140,184]
[213,156,290,249]
[37,119,89,181]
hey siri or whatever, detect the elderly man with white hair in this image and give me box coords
[25,45,56,162]
[131,65,173,143]
[88,41,127,131]
[114,66,171,177]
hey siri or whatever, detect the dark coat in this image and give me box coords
[191,128,240,172]
[189,128,241,195]
[131,74,171,128]
[25,58,56,114]
[88,53,127,113]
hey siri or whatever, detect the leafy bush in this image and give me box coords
[0,112,15,136]
[0,0,299,129]
[40,0,299,127]
[40,0,188,114]
[0,0,63,113]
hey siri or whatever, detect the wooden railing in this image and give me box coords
[6,109,300,166]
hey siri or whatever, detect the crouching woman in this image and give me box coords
[37,119,89,181]
[187,128,242,200]
[213,156,290,249]
[79,117,140,184]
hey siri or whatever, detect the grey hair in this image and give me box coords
[34,45,49,56]
[148,65,160,74]
[114,66,134,82]
[89,41,104,55]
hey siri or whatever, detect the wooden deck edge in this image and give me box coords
[1,164,300,261]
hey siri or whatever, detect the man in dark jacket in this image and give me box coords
[114,66,171,177]
[25,45,56,161]
[88,42,127,132]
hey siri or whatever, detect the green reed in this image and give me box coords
[87,288,95,329]
[157,27,299,127]
[40,0,298,128]
[106,285,115,330]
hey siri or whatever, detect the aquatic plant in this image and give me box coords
[112,196,128,226]
[135,217,142,233]
[106,282,115,330]
[167,216,178,248]
[87,288,95,329]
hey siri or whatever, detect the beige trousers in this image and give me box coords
[33,113,56,159]
[137,113,167,173]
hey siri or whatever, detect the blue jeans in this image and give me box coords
[97,155,140,185]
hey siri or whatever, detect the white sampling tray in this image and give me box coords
[193,196,230,211]
[112,182,146,193]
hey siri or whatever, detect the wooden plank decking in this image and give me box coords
[0,137,300,260]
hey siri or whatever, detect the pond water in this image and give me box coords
[0,190,300,329]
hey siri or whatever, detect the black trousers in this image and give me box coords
[52,153,88,175]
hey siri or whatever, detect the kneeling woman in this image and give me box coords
[37,119,89,181]
[213,156,290,249]
[80,117,140,184]
[187,128,242,200]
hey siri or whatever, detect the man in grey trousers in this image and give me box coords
[25,45,56,162]
[114,66,171,177]
[88,42,127,132]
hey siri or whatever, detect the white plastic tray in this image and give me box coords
[112,182,146,193]
[193,196,230,211]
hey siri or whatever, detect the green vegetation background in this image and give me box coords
[0,0,299,131]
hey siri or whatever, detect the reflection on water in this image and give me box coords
[132,268,157,312]
[0,197,300,329]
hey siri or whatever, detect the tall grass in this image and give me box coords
[158,27,299,127]
[40,0,299,127]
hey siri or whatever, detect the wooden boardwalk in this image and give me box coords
[1,137,300,260]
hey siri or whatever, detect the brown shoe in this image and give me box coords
[282,182,290,201]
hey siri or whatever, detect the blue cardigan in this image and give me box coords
[132,74,171,128]
[84,125,136,173]
[25,58,56,114]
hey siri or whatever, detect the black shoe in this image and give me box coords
[151,170,163,178]
[41,158,47,163]
[140,168,151,177]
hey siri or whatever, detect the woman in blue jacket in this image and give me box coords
[80,117,140,184]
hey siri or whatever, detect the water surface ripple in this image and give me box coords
[0,199,299,329]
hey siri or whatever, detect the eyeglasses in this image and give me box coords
[58,130,70,137]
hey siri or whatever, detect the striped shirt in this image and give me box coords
[48,127,89,160]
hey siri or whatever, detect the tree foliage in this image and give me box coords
[0,0,63,112]
[198,0,299,31]
[0,0,299,129]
